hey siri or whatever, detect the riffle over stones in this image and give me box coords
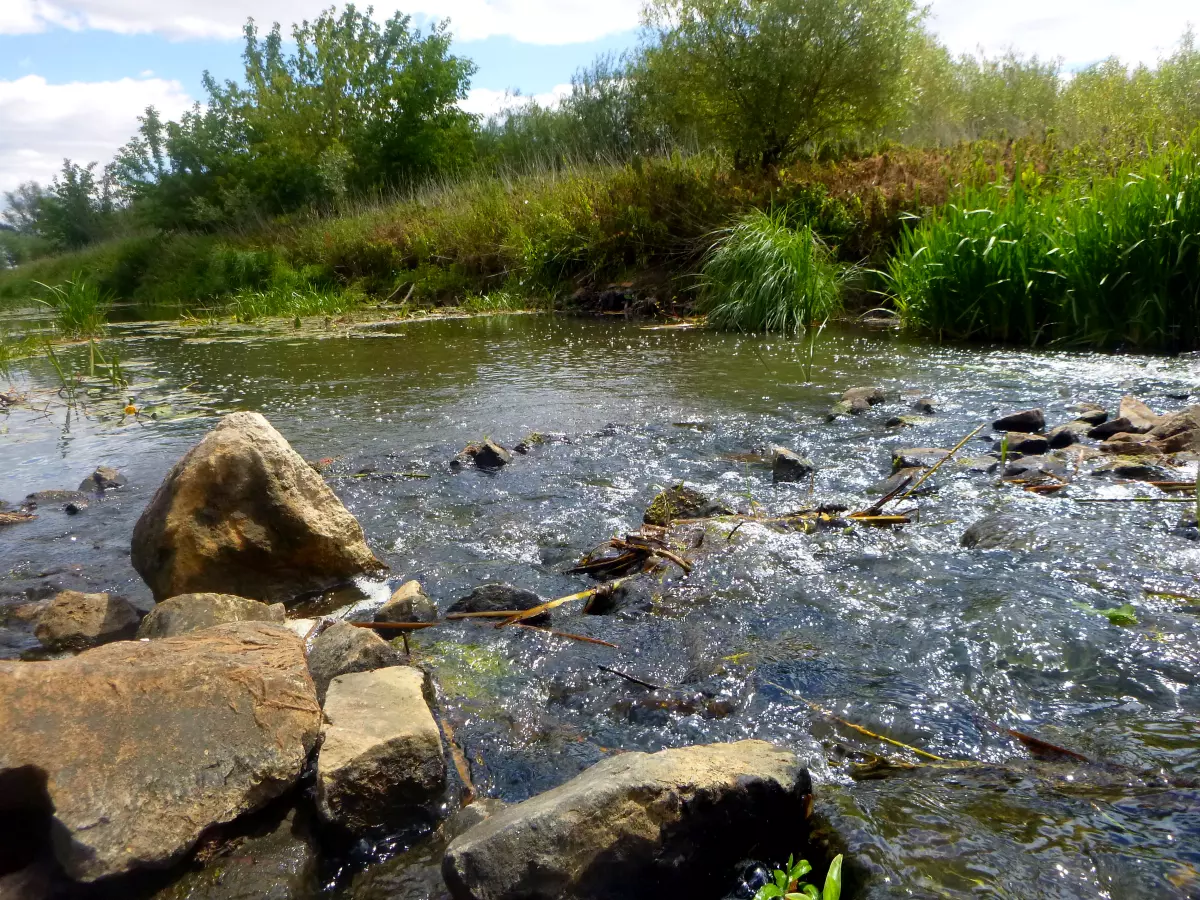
[131,412,386,604]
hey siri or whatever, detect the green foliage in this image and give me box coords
[228,286,354,322]
[0,229,55,268]
[700,208,844,333]
[887,136,1200,350]
[641,0,925,168]
[753,853,843,900]
[34,274,111,338]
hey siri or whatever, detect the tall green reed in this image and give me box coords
[34,273,111,338]
[700,208,845,335]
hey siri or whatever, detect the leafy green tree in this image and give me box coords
[34,160,116,250]
[639,0,925,168]
[2,182,48,234]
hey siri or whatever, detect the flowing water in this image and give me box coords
[2,314,1199,899]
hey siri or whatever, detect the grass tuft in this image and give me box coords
[229,286,355,322]
[699,208,845,334]
[34,274,111,338]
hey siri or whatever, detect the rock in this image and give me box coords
[1047,423,1086,449]
[307,621,404,703]
[442,741,811,900]
[149,805,318,900]
[284,618,319,642]
[992,409,1044,433]
[1099,440,1164,458]
[1118,395,1163,433]
[1002,456,1067,478]
[1088,417,1135,440]
[137,593,286,639]
[0,622,320,881]
[1003,433,1049,455]
[21,490,89,511]
[375,580,438,625]
[1073,405,1109,426]
[78,466,127,493]
[33,590,141,651]
[961,514,1041,551]
[1091,458,1173,481]
[1147,405,1200,453]
[891,447,949,470]
[771,446,815,484]
[912,397,936,414]
[446,583,548,625]
[456,440,512,471]
[643,484,732,526]
[131,412,385,604]
[869,467,930,495]
[316,667,446,834]
[842,386,886,408]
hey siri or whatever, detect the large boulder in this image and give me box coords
[137,593,286,639]
[0,621,320,882]
[131,412,386,604]
[34,590,141,651]
[316,667,446,834]
[307,621,404,703]
[442,741,812,900]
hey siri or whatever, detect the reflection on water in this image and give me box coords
[2,315,1199,898]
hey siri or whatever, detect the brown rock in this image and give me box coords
[375,581,438,625]
[1148,405,1200,453]
[0,622,320,882]
[1118,396,1163,433]
[1088,417,1135,440]
[307,622,404,703]
[34,590,141,651]
[137,593,286,639]
[993,409,1045,433]
[131,412,385,604]
[842,386,886,407]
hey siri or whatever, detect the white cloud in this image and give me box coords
[0,75,194,196]
[1,0,645,44]
[927,0,1196,67]
[460,82,571,119]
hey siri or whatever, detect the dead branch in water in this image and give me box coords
[510,623,619,648]
[598,665,664,691]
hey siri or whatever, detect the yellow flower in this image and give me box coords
[124,404,138,415]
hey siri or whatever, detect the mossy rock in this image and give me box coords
[644,484,732,526]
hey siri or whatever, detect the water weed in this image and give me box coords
[229,286,355,323]
[700,208,845,334]
[34,274,111,338]
[752,853,843,900]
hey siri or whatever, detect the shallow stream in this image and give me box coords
[2,314,1199,899]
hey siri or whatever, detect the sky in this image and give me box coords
[0,0,1197,200]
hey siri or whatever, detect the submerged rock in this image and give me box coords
[376,580,438,625]
[34,590,141,651]
[21,490,90,511]
[78,466,127,493]
[1047,422,1086,449]
[644,484,732,526]
[992,409,1044,433]
[0,621,320,882]
[1003,433,1049,455]
[307,622,404,704]
[137,593,286,639]
[771,446,815,483]
[843,386,887,408]
[891,447,949,470]
[446,583,548,624]
[960,514,1041,551]
[316,667,446,834]
[442,741,812,900]
[131,412,386,604]
[912,397,937,414]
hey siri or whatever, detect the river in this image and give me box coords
[2,313,1198,899]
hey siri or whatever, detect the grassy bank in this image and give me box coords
[2,138,1196,351]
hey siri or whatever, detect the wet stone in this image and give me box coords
[308,622,405,704]
[78,466,127,493]
[771,446,815,483]
[21,490,90,511]
[34,590,141,652]
[644,484,731,526]
[842,386,887,408]
[376,580,438,624]
[1003,433,1049,455]
[446,583,548,624]
[138,593,287,639]
[993,409,1045,433]
[912,397,936,414]
[961,513,1042,551]
[1089,417,1135,440]
[1047,422,1087,449]
[455,439,512,471]
[891,447,949,470]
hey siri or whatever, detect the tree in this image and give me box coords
[2,181,48,234]
[639,0,926,169]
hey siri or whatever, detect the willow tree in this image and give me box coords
[639,0,925,168]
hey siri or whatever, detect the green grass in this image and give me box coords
[228,286,357,322]
[887,135,1200,351]
[34,274,111,338]
[699,208,845,334]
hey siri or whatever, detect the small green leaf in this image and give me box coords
[823,854,844,900]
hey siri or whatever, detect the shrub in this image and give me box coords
[700,207,844,333]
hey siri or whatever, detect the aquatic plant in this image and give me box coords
[700,208,844,335]
[229,286,354,323]
[753,853,843,900]
[888,135,1200,351]
[34,273,111,338]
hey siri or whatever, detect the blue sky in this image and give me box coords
[1,0,1196,198]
